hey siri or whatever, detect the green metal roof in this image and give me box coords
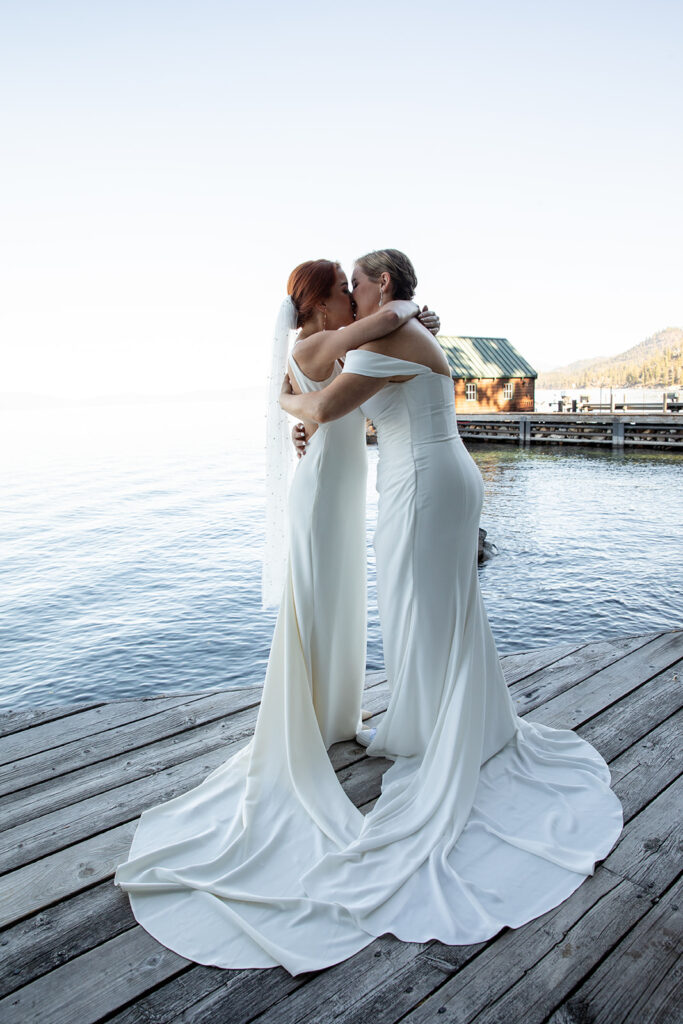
[437,336,537,380]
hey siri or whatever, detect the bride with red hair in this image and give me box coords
[114,257,442,972]
[267,258,440,743]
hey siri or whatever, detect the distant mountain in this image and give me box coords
[537,327,683,389]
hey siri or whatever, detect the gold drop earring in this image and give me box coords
[378,284,384,307]
[322,307,327,330]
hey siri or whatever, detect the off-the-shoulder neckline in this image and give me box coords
[347,349,451,379]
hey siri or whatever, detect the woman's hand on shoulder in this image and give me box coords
[417,306,440,335]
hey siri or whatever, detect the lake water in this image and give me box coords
[1,394,681,708]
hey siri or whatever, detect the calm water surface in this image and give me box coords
[1,396,681,708]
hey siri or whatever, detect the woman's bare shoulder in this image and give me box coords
[358,320,431,355]
[359,321,450,373]
[356,319,411,353]
[291,337,338,383]
[291,335,322,369]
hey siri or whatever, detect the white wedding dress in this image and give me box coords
[115,354,374,974]
[114,349,624,976]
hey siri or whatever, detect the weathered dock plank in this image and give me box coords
[107,961,305,1024]
[241,937,440,1024]
[591,706,681,818]
[547,876,683,1024]
[508,631,661,713]
[0,699,106,739]
[0,629,680,1024]
[601,771,681,892]
[0,692,211,766]
[0,924,190,1024]
[527,629,683,728]
[0,880,134,1000]
[578,659,680,759]
[405,876,652,1024]
[499,639,585,684]
[376,872,628,1024]
[3,675,390,801]
[0,820,137,928]
[1,706,260,829]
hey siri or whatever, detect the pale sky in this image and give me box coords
[1,0,681,399]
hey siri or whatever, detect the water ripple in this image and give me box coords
[1,400,681,708]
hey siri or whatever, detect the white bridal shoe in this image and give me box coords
[355,727,377,748]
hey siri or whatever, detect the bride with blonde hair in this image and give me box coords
[278,247,623,953]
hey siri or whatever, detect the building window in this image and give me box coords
[503,382,514,399]
[466,383,477,401]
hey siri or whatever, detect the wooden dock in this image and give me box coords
[1,628,681,1023]
[455,412,683,449]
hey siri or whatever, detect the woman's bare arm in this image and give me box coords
[280,372,386,424]
[293,300,420,371]
[286,361,320,448]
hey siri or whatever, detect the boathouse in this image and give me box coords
[437,335,537,412]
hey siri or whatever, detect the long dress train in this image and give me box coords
[301,350,623,943]
[114,356,374,974]
[114,349,624,975]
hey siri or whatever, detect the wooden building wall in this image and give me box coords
[453,377,535,413]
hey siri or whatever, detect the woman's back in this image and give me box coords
[341,347,500,757]
[301,345,622,951]
[343,349,460,460]
[358,318,451,379]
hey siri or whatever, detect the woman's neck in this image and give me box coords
[298,317,324,339]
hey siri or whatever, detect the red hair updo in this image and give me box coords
[287,259,340,329]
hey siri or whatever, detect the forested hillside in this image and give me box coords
[538,327,683,388]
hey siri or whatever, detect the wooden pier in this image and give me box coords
[455,412,683,449]
[1,628,681,1023]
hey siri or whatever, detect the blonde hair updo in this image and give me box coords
[354,248,417,301]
